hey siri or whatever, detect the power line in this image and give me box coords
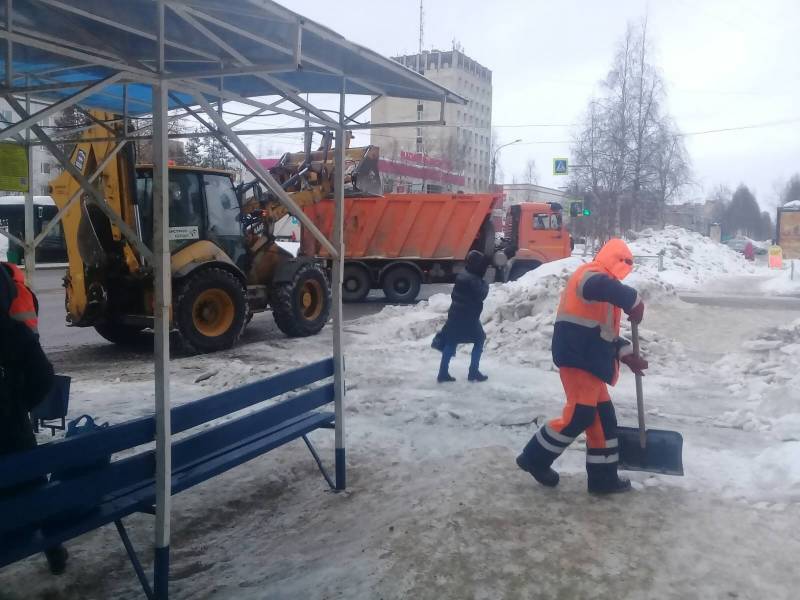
[678,117,800,137]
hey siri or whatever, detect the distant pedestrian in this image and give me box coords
[744,241,755,261]
[434,250,489,383]
[0,263,68,574]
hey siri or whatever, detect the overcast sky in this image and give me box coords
[286,0,799,208]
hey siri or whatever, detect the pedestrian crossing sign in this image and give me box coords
[553,158,568,176]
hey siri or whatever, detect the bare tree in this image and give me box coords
[781,174,800,205]
[522,159,538,185]
[570,19,692,236]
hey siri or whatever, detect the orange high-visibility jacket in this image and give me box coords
[551,240,638,385]
[2,263,38,333]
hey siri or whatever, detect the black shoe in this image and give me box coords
[45,545,69,575]
[437,372,456,383]
[588,476,632,495]
[516,455,559,487]
[468,370,488,382]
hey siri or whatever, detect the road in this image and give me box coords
[30,267,800,353]
[31,268,451,352]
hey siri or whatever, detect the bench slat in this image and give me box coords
[0,385,334,535]
[0,411,334,569]
[171,358,334,434]
[0,358,334,488]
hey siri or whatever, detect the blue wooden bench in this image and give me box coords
[0,358,338,599]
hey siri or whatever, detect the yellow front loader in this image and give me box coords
[49,112,332,353]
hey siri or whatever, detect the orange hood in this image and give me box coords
[594,238,634,280]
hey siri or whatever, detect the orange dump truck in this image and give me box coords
[302,194,572,302]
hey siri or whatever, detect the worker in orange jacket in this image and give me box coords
[516,239,648,494]
[2,262,39,334]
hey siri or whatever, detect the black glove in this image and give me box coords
[626,298,644,324]
[621,353,649,376]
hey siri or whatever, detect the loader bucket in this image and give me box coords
[617,426,684,476]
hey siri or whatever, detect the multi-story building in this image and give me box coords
[371,48,492,194]
[0,98,60,196]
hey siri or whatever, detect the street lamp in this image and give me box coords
[491,138,522,188]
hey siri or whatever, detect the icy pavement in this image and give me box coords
[4,231,800,599]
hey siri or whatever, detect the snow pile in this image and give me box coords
[480,257,583,366]
[627,226,754,291]
[761,265,800,296]
[715,318,800,441]
[356,255,684,370]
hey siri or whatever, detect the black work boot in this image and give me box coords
[587,464,632,494]
[516,454,559,487]
[468,369,488,382]
[437,371,455,383]
[45,545,69,575]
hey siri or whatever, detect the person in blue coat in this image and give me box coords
[436,250,489,383]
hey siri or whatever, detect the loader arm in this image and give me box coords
[48,111,142,325]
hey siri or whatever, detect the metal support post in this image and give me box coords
[333,83,346,491]
[153,3,171,598]
[23,84,35,288]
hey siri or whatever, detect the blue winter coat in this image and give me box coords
[440,270,489,345]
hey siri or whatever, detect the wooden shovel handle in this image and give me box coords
[631,321,647,448]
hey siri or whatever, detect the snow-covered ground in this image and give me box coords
[761,263,800,296]
[4,227,800,599]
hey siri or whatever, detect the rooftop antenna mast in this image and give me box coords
[416,0,424,154]
[418,0,424,58]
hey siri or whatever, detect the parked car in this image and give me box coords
[724,238,767,255]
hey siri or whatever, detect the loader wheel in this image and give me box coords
[175,268,247,353]
[94,321,150,348]
[342,264,371,303]
[382,265,421,303]
[271,263,331,337]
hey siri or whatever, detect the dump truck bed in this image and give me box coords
[302,193,496,260]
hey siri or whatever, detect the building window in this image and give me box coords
[40,162,51,174]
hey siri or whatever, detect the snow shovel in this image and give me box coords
[617,322,684,476]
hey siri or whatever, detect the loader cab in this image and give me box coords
[135,166,246,266]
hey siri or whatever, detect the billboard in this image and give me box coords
[777,208,800,259]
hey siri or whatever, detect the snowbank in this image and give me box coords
[761,265,800,296]
[716,318,800,442]
[627,226,754,291]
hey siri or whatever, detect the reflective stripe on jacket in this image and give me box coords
[3,263,38,333]
[551,263,637,385]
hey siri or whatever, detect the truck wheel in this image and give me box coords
[509,261,541,282]
[382,265,421,303]
[342,264,371,303]
[94,321,149,347]
[175,268,247,353]
[271,262,331,337]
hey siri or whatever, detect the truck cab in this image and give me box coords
[503,202,572,280]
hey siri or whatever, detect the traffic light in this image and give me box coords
[583,196,592,216]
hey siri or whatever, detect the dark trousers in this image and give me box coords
[439,338,484,375]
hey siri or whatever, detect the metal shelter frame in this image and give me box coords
[0,1,464,598]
